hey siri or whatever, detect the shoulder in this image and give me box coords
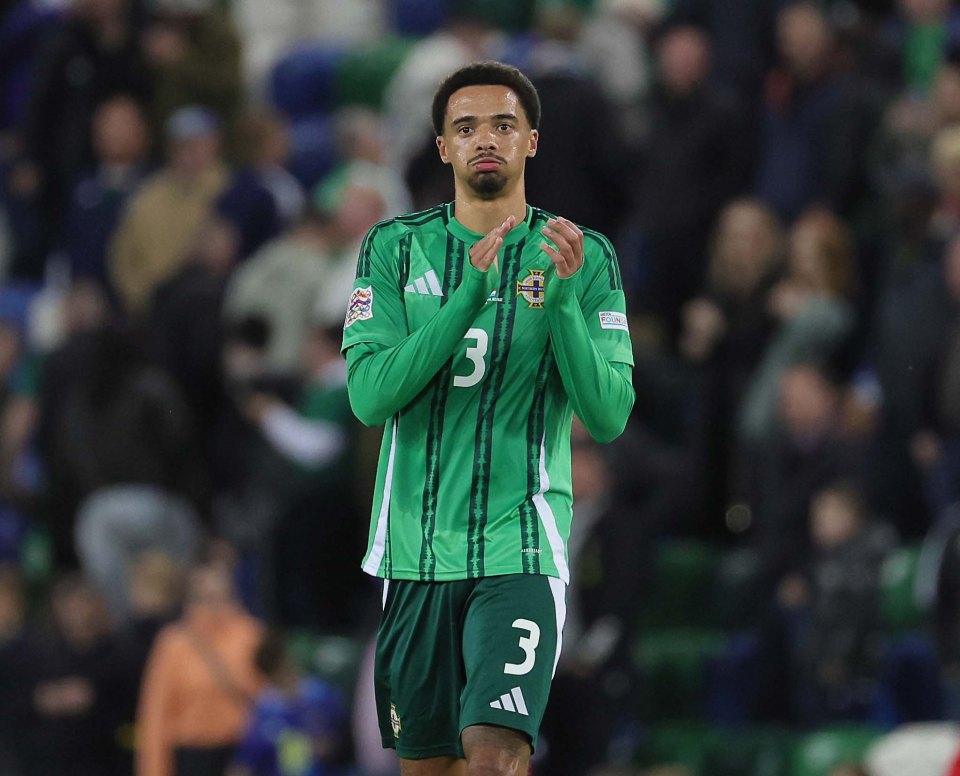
[361,204,448,252]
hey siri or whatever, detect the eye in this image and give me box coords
[458,126,473,135]
[498,123,513,132]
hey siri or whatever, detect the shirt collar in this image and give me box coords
[444,202,534,246]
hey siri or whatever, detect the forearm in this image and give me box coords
[346,264,494,425]
[259,405,345,466]
[546,277,634,443]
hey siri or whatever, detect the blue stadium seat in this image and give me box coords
[269,44,350,121]
[870,633,943,726]
[287,114,340,191]
[704,631,764,725]
[388,0,447,36]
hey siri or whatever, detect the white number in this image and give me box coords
[454,327,488,388]
[504,619,540,676]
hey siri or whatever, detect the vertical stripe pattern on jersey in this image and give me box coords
[419,234,463,580]
[362,417,398,576]
[584,229,622,291]
[519,344,553,574]
[467,241,524,577]
[533,432,570,583]
[398,232,412,290]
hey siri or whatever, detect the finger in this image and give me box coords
[556,216,583,242]
[541,241,566,268]
[554,218,584,254]
[541,222,575,260]
[472,236,503,269]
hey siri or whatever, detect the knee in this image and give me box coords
[462,725,530,776]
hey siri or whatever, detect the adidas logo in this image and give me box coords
[489,687,529,716]
[404,270,443,296]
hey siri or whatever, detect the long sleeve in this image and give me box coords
[545,272,634,443]
[345,262,495,426]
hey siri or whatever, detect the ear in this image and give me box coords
[527,129,538,158]
[436,136,451,165]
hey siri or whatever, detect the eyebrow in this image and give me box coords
[451,113,519,127]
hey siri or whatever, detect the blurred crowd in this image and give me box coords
[3,0,960,773]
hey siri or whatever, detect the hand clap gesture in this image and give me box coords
[469,215,516,272]
[541,217,584,278]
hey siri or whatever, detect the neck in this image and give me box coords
[453,182,527,235]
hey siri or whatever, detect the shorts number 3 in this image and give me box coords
[504,618,540,676]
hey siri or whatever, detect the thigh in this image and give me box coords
[459,574,566,753]
[376,579,473,759]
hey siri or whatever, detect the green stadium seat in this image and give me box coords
[706,726,793,776]
[635,628,728,721]
[640,541,719,628]
[709,547,767,630]
[636,724,794,776]
[790,726,883,776]
[879,545,924,631]
[334,38,417,109]
[635,723,717,773]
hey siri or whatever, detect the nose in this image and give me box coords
[475,127,498,151]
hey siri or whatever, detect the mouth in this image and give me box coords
[471,156,505,172]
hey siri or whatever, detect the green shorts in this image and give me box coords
[374,573,567,759]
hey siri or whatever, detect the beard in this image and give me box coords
[467,170,508,198]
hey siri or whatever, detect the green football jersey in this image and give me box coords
[341,203,634,582]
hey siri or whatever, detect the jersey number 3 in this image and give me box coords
[504,618,540,676]
[454,328,488,388]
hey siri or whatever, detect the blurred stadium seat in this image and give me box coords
[879,544,925,631]
[789,726,883,776]
[287,113,340,190]
[334,37,418,109]
[388,0,448,37]
[269,43,350,120]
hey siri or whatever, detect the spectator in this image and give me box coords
[216,110,304,261]
[16,0,150,275]
[222,208,333,373]
[910,232,960,515]
[311,172,387,326]
[142,0,243,155]
[668,0,778,102]
[633,24,753,330]
[38,311,204,565]
[239,322,366,630]
[136,558,264,776]
[226,631,349,776]
[74,487,200,625]
[927,125,960,243]
[314,107,411,220]
[777,481,895,723]
[8,573,127,776]
[383,4,495,179]
[521,12,634,240]
[109,105,229,314]
[754,2,878,221]
[871,0,960,96]
[747,364,865,581]
[0,567,26,773]
[578,0,663,139]
[681,199,784,523]
[538,425,649,775]
[739,208,856,445]
[147,215,239,442]
[62,94,151,290]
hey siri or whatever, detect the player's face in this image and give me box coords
[436,84,538,200]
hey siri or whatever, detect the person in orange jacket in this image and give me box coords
[136,556,264,776]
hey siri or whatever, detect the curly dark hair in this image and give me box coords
[431,61,541,136]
